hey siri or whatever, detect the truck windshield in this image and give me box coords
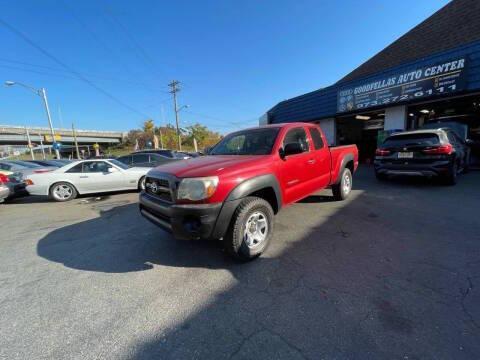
[210,128,280,155]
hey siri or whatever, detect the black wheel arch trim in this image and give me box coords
[211,174,282,240]
[333,154,355,184]
[225,174,282,207]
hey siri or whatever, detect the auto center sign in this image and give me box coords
[337,57,468,113]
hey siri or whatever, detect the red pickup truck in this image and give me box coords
[140,122,358,260]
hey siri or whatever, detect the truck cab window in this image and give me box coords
[283,128,309,152]
[309,128,324,149]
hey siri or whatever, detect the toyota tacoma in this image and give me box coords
[140,122,358,260]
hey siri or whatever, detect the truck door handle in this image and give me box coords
[307,159,316,164]
[80,176,89,178]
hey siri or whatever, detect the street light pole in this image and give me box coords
[5,81,60,159]
[40,88,60,159]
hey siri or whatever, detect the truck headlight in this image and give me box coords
[177,176,219,201]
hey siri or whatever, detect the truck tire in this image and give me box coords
[224,196,274,261]
[332,168,352,201]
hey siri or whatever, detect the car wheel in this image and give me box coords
[332,168,352,200]
[138,176,146,191]
[444,161,458,186]
[224,196,274,261]
[49,182,78,202]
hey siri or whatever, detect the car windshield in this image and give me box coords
[108,159,129,170]
[383,133,440,147]
[210,128,280,155]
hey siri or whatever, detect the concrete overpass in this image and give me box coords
[0,125,125,146]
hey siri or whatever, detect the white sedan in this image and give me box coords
[25,159,151,201]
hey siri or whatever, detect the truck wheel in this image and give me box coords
[224,196,274,261]
[332,168,352,201]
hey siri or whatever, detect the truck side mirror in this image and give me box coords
[282,143,303,157]
[466,139,474,146]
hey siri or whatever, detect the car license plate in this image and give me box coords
[398,152,413,159]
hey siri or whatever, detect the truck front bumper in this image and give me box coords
[139,192,226,240]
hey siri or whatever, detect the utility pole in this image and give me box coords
[168,80,182,150]
[25,127,34,160]
[72,122,80,159]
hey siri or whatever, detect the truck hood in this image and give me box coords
[148,155,271,178]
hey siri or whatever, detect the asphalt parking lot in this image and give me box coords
[1,165,479,359]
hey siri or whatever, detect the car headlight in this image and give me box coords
[177,176,219,201]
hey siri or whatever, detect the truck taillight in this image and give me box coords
[375,149,390,156]
[422,144,453,155]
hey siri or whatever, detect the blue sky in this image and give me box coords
[0,0,449,133]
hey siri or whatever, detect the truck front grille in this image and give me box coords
[145,176,173,202]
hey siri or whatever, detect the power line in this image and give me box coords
[0,17,152,119]
[0,63,78,80]
[60,0,158,91]
[0,58,165,89]
[184,109,257,127]
[102,2,166,81]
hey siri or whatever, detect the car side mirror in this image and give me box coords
[466,139,474,145]
[107,167,117,173]
[204,146,212,155]
[282,142,303,157]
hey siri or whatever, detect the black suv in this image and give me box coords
[135,149,190,159]
[374,128,469,185]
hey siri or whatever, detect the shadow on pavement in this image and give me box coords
[36,168,480,358]
[8,190,139,205]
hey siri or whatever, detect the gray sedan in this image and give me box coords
[0,160,56,179]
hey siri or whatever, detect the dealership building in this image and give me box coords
[263,0,480,162]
